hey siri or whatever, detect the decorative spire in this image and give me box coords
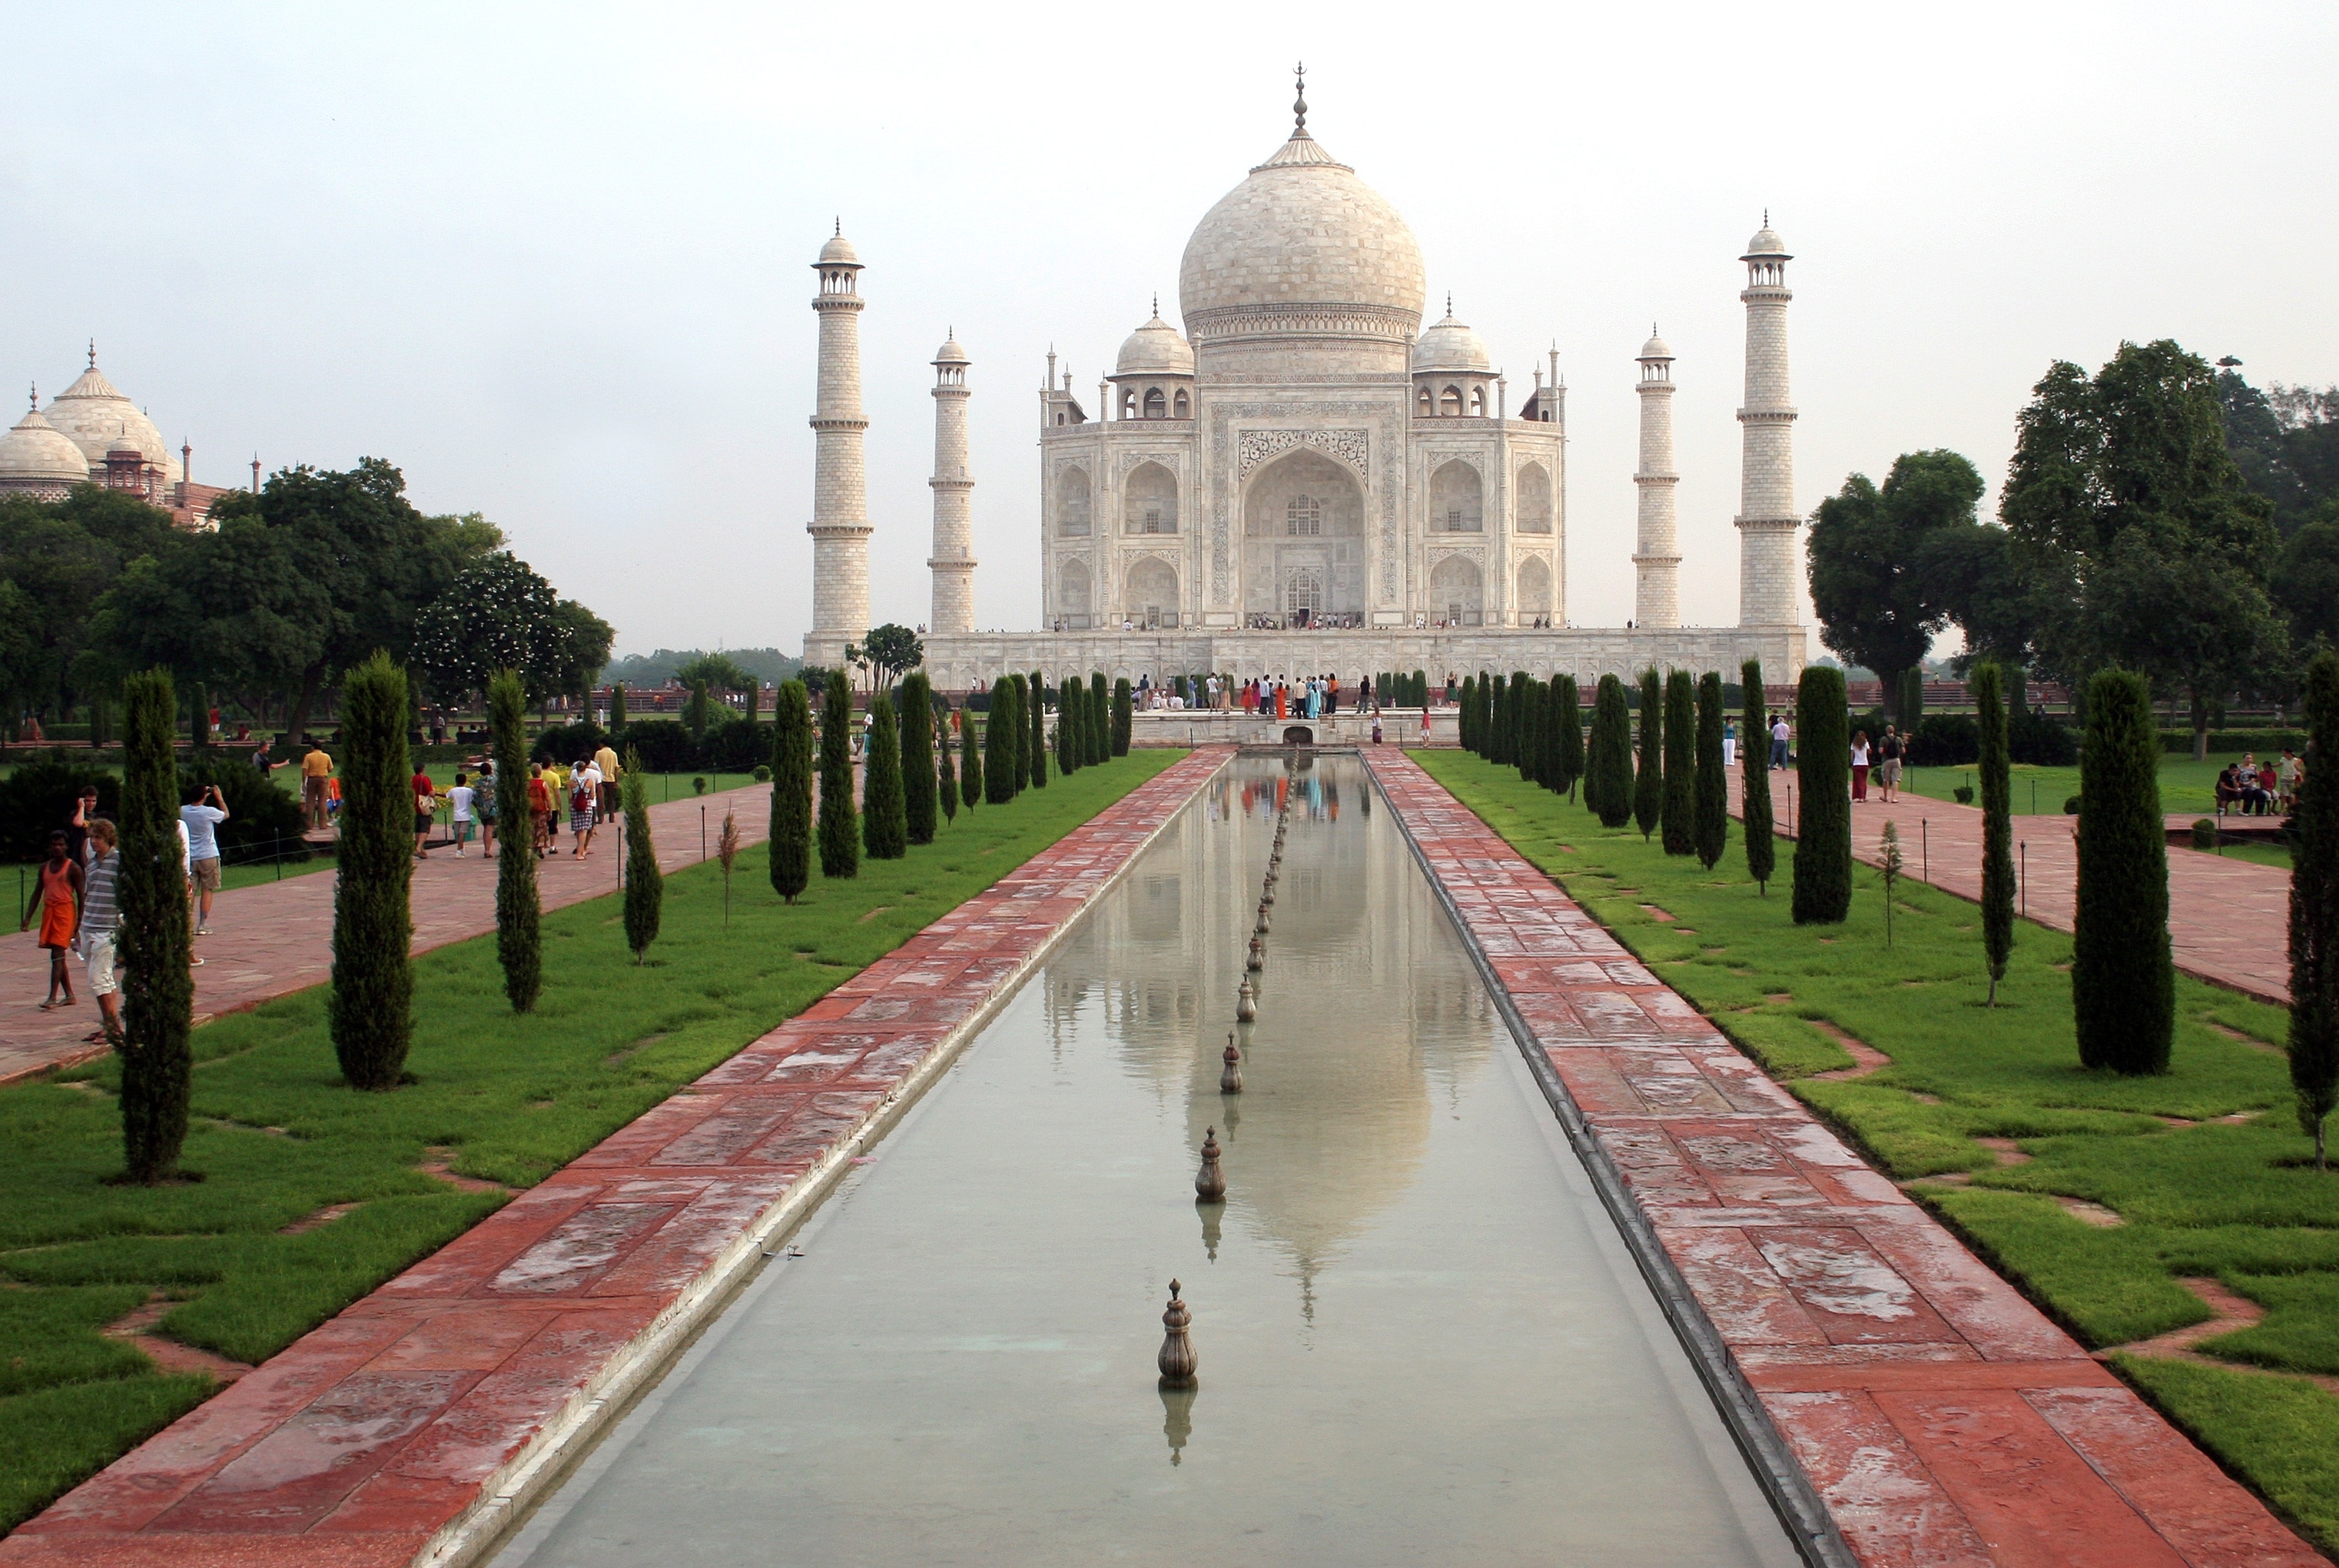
[1292,63,1307,134]
[1151,291,1159,317]
[834,216,841,237]
[26,383,35,411]
[1446,291,1453,317]
[87,340,96,370]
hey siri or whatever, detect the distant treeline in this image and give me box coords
[599,648,802,689]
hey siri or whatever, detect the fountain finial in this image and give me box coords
[1195,1127,1226,1202]
[1158,1280,1198,1387]
[1221,1036,1245,1094]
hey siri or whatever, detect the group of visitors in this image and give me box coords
[2218,752,2301,817]
[410,740,625,862]
[1847,726,1907,804]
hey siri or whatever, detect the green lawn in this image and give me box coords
[0,751,1183,1533]
[1414,750,2339,1552]
[1900,753,2282,817]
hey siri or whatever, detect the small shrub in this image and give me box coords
[691,776,707,795]
[2065,794,2082,815]
[753,764,771,783]
[1952,784,1975,804]
[2191,818,2218,851]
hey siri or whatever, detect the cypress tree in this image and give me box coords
[1634,668,1664,843]
[984,682,1016,804]
[937,711,960,824]
[1662,670,1697,855]
[683,678,712,738]
[1972,662,2015,1003]
[1490,675,1511,764]
[1588,675,1634,828]
[1004,676,1030,794]
[190,682,211,748]
[1523,678,1547,784]
[861,692,906,859]
[1057,676,1082,776]
[2291,651,2339,1167]
[1458,675,1477,752]
[610,682,629,730]
[622,752,662,961]
[770,678,813,900]
[818,668,859,877]
[1538,679,1562,791]
[2073,668,2174,1074]
[330,652,415,1089]
[489,669,540,1010]
[1740,660,1777,894]
[1090,672,1110,763]
[1113,677,1133,755]
[1412,670,1427,712]
[742,678,761,728]
[901,672,937,845]
[1898,668,1925,733]
[1556,675,1584,801]
[1792,665,1853,925]
[1478,674,1494,759]
[1694,672,1727,870]
[1028,671,1049,789]
[957,704,982,811]
[115,668,191,1181]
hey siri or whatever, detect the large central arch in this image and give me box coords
[1240,448,1365,625]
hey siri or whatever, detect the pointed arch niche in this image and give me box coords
[1240,447,1365,622]
[1516,462,1553,533]
[1123,462,1179,535]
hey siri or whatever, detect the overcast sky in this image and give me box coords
[5,2,2331,656]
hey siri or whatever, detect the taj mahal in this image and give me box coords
[800,75,1809,692]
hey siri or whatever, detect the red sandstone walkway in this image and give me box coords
[1365,750,2314,1568]
[1727,771,2291,1006]
[0,750,1229,1568]
[0,782,778,1081]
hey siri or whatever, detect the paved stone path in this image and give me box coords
[1365,750,2314,1568]
[0,750,1229,1568]
[1729,771,2291,1005]
[0,782,782,1083]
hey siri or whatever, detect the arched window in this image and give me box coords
[1057,557,1093,627]
[1517,555,1553,619]
[1418,387,1434,416]
[1143,387,1166,419]
[1516,462,1554,533]
[1283,567,1323,615]
[1173,389,1189,418]
[1055,468,1091,535]
[1440,386,1463,416]
[1124,462,1177,535]
[1430,460,1482,533]
[1468,386,1485,416]
[1429,555,1484,625]
[1128,557,1179,628]
[1286,495,1322,535]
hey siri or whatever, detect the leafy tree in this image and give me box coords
[957,703,983,811]
[1056,676,1083,776]
[1112,677,1133,756]
[818,669,859,877]
[1694,673,1727,870]
[2291,651,2339,1167]
[1555,675,1583,801]
[2219,369,2339,533]
[672,653,753,701]
[115,669,191,1180]
[1634,668,1664,842]
[2273,509,2339,651]
[769,678,813,899]
[984,681,1017,805]
[2079,518,2286,760]
[407,551,563,708]
[1740,660,1775,894]
[329,653,415,1089]
[622,752,663,961]
[2072,669,2173,1073]
[861,624,925,688]
[1588,675,1634,828]
[681,680,713,739]
[1808,451,1981,706]
[1972,662,2016,1005]
[489,670,539,1012]
[1792,666,1852,925]
[1027,670,1049,789]
[901,671,937,844]
[1661,670,1696,855]
[861,693,906,859]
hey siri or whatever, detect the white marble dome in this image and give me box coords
[1411,309,1491,374]
[44,361,177,480]
[819,230,860,267]
[0,403,91,486]
[1743,222,1788,259]
[1639,331,1674,360]
[1177,130,1426,340]
[1114,310,1194,376]
[933,335,970,365]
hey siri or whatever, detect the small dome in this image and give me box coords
[933,336,970,365]
[1410,308,1491,375]
[44,358,177,480]
[1638,331,1674,360]
[1743,222,1789,260]
[818,229,860,267]
[1115,310,1195,377]
[0,404,91,485]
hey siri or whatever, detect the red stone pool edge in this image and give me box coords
[1362,748,2317,1568]
[0,749,1234,1568]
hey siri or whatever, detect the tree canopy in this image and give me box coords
[1807,449,1982,694]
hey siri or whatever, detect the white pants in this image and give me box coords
[1723,739,1737,767]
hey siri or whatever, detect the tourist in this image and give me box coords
[22,830,81,1010]
[177,811,199,967]
[1723,719,1737,769]
[2283,748,2304,813]
[300,739,333,830]
[2260,756,2280,813]
[1372,714,1383,745]
[595,738,622,824]
[476,761,499,858]
[180,782,228,936]
[1877,725,1903,804]
[1327,674,1340,716]
[543,758,568,848]
[77,818,120,1044]
[412,763,439,859]
[325,774,342,822]
[1770,714,1790,771]
[569,767,598,858]
[447,772,476,858]
[1418,706,1432,746]
[527,763,555,857]
[66,785,99,870]
[1850,731,1872,802]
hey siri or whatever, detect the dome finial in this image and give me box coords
[1292,62,1306,134]
[26,383,35,412]
[1152,291,1159,317]
[1446,291,1453,317]
[86,340,96,370]
[834,216,841,237]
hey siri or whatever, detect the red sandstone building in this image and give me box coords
[0,345,241,529]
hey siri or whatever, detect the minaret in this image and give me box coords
[1734,215,1800,627]
[1632,327,1680,628]
[804,223,872,668]
[927,333,976,635]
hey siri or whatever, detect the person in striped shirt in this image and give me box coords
[78,818,121,1046]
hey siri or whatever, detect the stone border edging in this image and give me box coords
[1362,754,1854,1568]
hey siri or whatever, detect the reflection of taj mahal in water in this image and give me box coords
[800,75,1808,691]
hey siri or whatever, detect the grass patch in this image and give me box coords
[1416,748,2339,1551]
[0,751,1183,1530]
[1899,752,2274,818]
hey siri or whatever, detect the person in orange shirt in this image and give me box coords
[527,764,555,857]
[22,830,82,1010]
